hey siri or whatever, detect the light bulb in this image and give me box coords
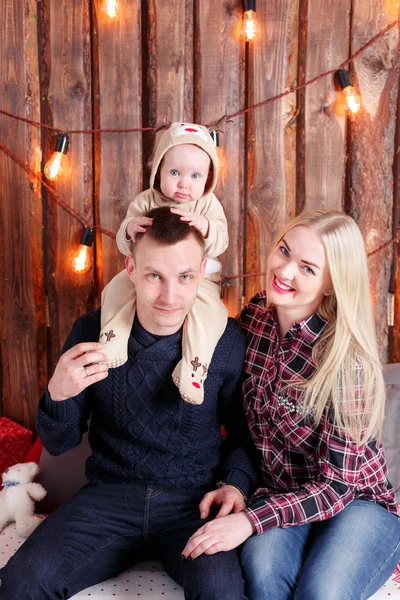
[343,86,361,115]
[336,70,361,115]
[100,0,120,18]
[216,147,224,173]
[44,134,69,181]
[243,10,257,41]
[242,0,257,41]
[72,246,90,274]
[71,228,94,274]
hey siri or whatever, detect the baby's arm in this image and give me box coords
[201,194,229,257]
[116,192,155,256]
[171,194,228,258]
[169,209,209,238]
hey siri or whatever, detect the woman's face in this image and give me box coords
[266,225,332,323]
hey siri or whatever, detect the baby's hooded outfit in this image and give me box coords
[100,122,228,405]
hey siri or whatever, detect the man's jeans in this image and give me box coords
[241,499,400,600]
[0,481,247,600]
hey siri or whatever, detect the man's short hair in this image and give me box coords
[134,206,205,252]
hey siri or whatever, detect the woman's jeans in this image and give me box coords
[241,499,400,600]
[0,481,247,600]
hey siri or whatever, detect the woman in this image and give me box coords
[182,209,400,599]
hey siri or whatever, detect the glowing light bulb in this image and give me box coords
[243,10,257,41]
[44,134,69,181]
[71,228,94,274]
[242,0,257,41]
[343,86,361,115]
[100,0,120,18]
[336,70,361,115]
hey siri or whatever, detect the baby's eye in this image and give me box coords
[303,265,315,275]
[170,170,179,176]
[191,173,200,180]
[279,245,289,256]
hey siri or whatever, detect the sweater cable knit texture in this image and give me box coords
[37,310,257,495]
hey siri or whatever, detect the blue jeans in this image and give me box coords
[0,482,247,600]
[241,499,400,600]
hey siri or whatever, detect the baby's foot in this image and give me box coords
[99,331,128,368]
[172,357,207,405]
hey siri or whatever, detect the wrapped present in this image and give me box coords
[0,417,32,473]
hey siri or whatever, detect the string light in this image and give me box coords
[44,134,69,181]
[242,0,258,41]
[100,0,120,19]
[211,130,224,173]
[336,70,362,115]
[71,227,95,274]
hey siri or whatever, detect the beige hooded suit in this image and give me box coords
[100,122,229,405]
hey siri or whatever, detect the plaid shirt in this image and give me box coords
[237,292,400,535]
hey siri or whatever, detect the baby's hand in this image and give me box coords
[170,208,209,238]
[126,217,153,242]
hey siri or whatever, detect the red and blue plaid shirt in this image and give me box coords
[237,292,400,535]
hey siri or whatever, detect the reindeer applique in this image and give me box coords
[190,357,208,390]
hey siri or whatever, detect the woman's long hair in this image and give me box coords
[275,209,385,445]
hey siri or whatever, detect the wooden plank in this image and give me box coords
[245,0,299,301]
[196,0,245,316]
[348,2,400,360]
[0,0,46,431]
[393,241,400,362]
[142,0,193,189]
[299,0,350,211]
[95,0,142,289]
[148,0,193,123]
[40,0,94,370]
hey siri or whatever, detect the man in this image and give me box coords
[0,207,256,600]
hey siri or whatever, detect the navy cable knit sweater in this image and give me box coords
[37,310,257,495]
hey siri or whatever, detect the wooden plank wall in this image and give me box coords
[0,0,46,431]
[1,0,399,431]
[39,0,95,374]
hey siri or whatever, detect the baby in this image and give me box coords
[100,122,228,405]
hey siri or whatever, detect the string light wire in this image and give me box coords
[0,16,399,274]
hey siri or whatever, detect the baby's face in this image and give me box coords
[159,144,211,203]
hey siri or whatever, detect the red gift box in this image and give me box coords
[0,417,32,473]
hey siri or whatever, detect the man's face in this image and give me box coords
[126,234,206,336]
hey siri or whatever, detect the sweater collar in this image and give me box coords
[129,316,183,360]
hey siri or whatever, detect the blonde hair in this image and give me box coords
[275,209,385,445]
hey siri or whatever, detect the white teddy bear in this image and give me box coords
[0,462,47,537]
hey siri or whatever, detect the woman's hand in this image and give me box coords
[181,512,256,560]
[48,342,109,401]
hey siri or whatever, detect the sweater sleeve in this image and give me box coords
[217,321,259,497]
[36,311,100,456]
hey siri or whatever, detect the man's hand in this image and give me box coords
[48,342,109,401]
[199,485,246,519]
[126,217,154,242]
[182,512,255,559]
[169,208,209,238]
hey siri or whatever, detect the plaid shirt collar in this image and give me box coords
[262,301,329,346]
